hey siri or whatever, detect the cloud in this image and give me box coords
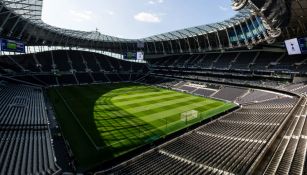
[134,12,161,23]
[106,10,115,16]
[148,0,164,5]
[218,6,229,11]
[69,10,94,22]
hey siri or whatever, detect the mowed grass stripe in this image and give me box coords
[110,91,179,104]
[112,92,189,107]
[94,107,129,118]
[141,102,219,122]
[138,100,219,122]
[134,100,222,121]
[111,88,164,100]
[148,102,226,125]
[96,117,145,127]
[110,91,174,103]
[100,123,162,143]
[117,95,209,114]
[94,110,144,126]
[104,89,161,99]
[96,119,147,128]
[110,86,156,93]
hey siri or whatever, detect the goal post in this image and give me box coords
[181,110,199,124]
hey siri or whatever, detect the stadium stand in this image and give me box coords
[92,73,110,83]
[193,88,217,97]
[251,52,284,70]
[148,51,307,75]
[0,84,60,175]
[263,97,307,175]
[1,0,307,174]
[212,86,248,101]
[212,52,238,69]
[0,50,148,86]
[98,97,299,175]
[237,89,281,104]
[230,52,258,70]
[1,45,307,175]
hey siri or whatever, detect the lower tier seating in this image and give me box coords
[0,84,60,174]
[100,97,298,175]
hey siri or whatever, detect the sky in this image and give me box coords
[42,0,236,39]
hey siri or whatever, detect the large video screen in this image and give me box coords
[137,52,144,61]
[0,38,25,53]
[285,38,301,55]
[123,52,137,60]
[123,52,144,61]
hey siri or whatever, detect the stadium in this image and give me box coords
[0,0,307,174]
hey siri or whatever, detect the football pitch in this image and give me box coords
[48,83,236,170]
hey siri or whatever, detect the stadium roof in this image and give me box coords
[1,0,250,42]
[140,10,252,41]
[0,0,306,54]
[285,0,307,36]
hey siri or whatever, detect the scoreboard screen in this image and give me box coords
[0,38,25,53]
[123,52,144,61]
[123,52,137,60]
[137,52,144,61]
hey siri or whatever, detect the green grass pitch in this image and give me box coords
[48,83,236,171]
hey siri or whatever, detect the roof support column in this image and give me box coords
[186,30,201,52]
[231,24,241,47]
[225,26,233,48]
[161,34,174,54]
[0,11,12,34]
[117,39,123,54]
[255,16,269,40]
[237,20,249,46]
[169,33,182,53]
[155,36,165,54]
[144,39,150,53]
[218,23,233,49]
[244,19,256,44]
[17,20,30,39]
[26,24,38,43]
[249,16,262,42]
[205,33,211,51]
[177,31,191,53]
[152,41,158,54]
[51,31,60,47]
[215,31,222,49]
[7,15,22,37]
[161,40,165,54]
[169,40,174,54]
[195,36,201,52]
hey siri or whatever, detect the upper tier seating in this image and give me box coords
[231,52,257,70]
[213,52,238,69]
[149,51,307,74]
[251,52,283,70]
[0,50,148,86]
[0,50,148,75]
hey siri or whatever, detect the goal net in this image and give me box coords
[181,110,199,123]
